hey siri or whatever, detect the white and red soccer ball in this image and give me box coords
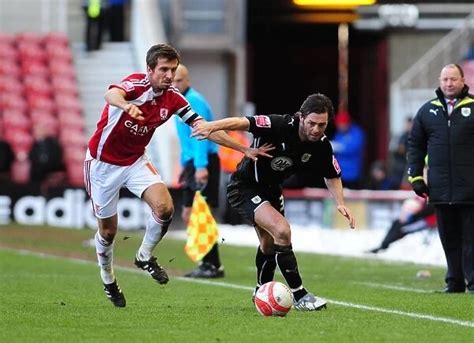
[254,281,293,317]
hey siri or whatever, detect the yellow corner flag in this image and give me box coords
[184,191,219,262]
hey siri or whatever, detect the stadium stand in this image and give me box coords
[461,58,474,88]
[0,31,86,187]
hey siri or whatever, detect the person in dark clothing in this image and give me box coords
[83,0,108,51]
[368,196,436,253]
[107,0,127,42]
[389,117,412,189]
[172,64,224,278]
[407,63,474,294]
[28,125,64,183]
[365,160,395,190]
[192,93,356,311]
[0,133,14,181]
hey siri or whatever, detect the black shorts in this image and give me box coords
[180,153,220,208]
[226,178,284,224]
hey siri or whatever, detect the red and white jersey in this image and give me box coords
[88,73,199,166]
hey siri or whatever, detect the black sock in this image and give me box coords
[255,246,276,287]
[381,220,404,249]
[274,244,307,301]
[202,243,221,268]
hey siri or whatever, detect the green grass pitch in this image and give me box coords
[0,226,472,342]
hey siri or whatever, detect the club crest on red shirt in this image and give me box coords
[160,108,169,120]
[255,115,271,128]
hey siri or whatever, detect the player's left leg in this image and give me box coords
[125,157,173,284]
[134,182,174,284]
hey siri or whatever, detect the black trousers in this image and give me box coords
[435,204,474,291]
[83,8,106,51]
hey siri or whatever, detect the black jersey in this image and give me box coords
[232,114,341,185]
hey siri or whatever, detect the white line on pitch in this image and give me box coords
[353,281,431,293]
[3,247,474,329]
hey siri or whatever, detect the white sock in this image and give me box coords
[137,213,171,261]
[95,231,115,284]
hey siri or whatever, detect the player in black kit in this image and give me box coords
[192,93,356,311]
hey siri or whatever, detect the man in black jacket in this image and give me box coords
[407,63,474,294]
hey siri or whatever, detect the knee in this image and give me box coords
[272,224,291,245]
[98,226,117,242]
[151,201,174,221]
[98,216,118,242]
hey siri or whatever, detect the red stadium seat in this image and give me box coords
[17,42,47,63]
[10,157,31,184]
[0,61,21,77]
[44,32,69,46]
[49,61,76,79]
[58,114,85,131]
[21,61,49,78]
[5,129,34,156]
[0,43,19,61]
[63,146,86,163]
[66,161,85,187]
[51,76,79,96]
[27,94,56,113]
[54,95,82,113]
[0,32,15,45]
[59,129,87,148]
[2,109,32,131]
[45,44,73,63]
[30,116,60,136]
[16,32,43,45]
[0,92,28,112]
[0,78,24,95]
[23,75,53,97]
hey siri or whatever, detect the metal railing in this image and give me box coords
[390,11,474,135]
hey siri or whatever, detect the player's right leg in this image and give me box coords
[84,156,125,307]
[96,215,125,307]
[254,203,327,311]
[252,226,277,301]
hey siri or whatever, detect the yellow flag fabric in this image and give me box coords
[184,191,219,262]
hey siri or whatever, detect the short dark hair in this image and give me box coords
[444,63,464,78]
[146,44,180,70]
[299,93,335,121]
[453,63,464,78]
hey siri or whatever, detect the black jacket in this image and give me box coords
[407,85,474,204]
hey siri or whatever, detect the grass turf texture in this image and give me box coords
[0,225,473,342]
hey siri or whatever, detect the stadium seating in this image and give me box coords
[0,31,86,187]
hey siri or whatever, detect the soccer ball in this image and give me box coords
[254,281,293,317]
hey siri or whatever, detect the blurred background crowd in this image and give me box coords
[1,0,473,228]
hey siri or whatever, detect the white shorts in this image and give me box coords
[84,150,163,218]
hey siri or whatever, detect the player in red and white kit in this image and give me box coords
[84,44,272,307]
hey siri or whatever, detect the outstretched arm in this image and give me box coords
[192,117,250,139]
[105,88,144,120]
[190,117,273,161]
[324,177,356,229]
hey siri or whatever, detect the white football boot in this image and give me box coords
[293,292,327,311]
